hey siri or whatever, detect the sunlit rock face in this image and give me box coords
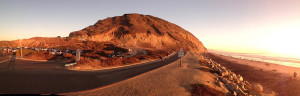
[69,13,206,53]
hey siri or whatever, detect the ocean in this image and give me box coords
[209,50,300,68]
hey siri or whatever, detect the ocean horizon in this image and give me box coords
[209,50,300,68]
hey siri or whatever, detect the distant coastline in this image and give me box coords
[209,50,300,68]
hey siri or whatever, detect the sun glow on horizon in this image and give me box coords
[257,19,300,59]
[206,18,300,59]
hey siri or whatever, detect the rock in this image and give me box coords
[220,66,225,69]
[227,82,239,92]
[252,83,263,92]
[222,78,230,85]
[249,91,264,96]
[228,75,233,81]
[244,81,251,90]
[216,81,223,87]
[214,73,219,77]
[265,91,276,96]
[233,76,240,83]
[231,72,237,78]
[236,87,248,96]
[218,81,230,93]
[238,76,243,82]
[233,91,237,96]
[237,82,246,91]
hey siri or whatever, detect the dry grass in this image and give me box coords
[191,84,225,96]
[16,49,35,56]
[136,55,156,60]
[72,49,170,69]
[146,49,169,59]
[122,57,140,65]
[63,53,76,63]
[74,56,142,69]
[76,57,102,69]
[101,58,123,67]
[82,53,101,59]
[25,51,57,60]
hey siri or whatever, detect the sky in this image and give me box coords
[0,0,300,58]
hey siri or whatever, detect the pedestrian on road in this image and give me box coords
[7,50,17,72]
[159,56,164,62]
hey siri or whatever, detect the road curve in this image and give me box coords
[0,52,185,94]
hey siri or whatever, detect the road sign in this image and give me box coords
[178,53,184,57]
[76,49,81,62]
[178,48,184,57]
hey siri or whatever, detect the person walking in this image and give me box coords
[159,56,164,62]
[7,50,17,72]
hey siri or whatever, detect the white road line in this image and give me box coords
[0,59,10,64]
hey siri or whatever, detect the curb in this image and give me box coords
[65,62,77,66]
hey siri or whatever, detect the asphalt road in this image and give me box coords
[0,52,183,94]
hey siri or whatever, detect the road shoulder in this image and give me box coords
[63,52,222,96]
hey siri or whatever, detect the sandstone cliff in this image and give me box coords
[69,13,206,53]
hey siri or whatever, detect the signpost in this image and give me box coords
[20,39,23,58]
[178,48,185,67]
[76,49,81,62]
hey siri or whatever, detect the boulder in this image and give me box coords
[222,78,230,85]
[231,72,237,78]
[236,87,248,96]
[244,81,251,90]
[233,76,240,83]
[238,75,243,82]
[249,91,264,96]
[227,82,239,92]
[237,82,246,91]
[233,91,237,96]
[252,83,263,92]
[228,75,233,81]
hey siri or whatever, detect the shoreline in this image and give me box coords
[207,52,300,96]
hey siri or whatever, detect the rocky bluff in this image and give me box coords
[69,13,206,53]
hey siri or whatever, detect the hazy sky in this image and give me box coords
[1,0,300,57]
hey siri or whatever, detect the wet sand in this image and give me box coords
[207,53,300,96]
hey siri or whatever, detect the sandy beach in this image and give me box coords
[207,53,300,96]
